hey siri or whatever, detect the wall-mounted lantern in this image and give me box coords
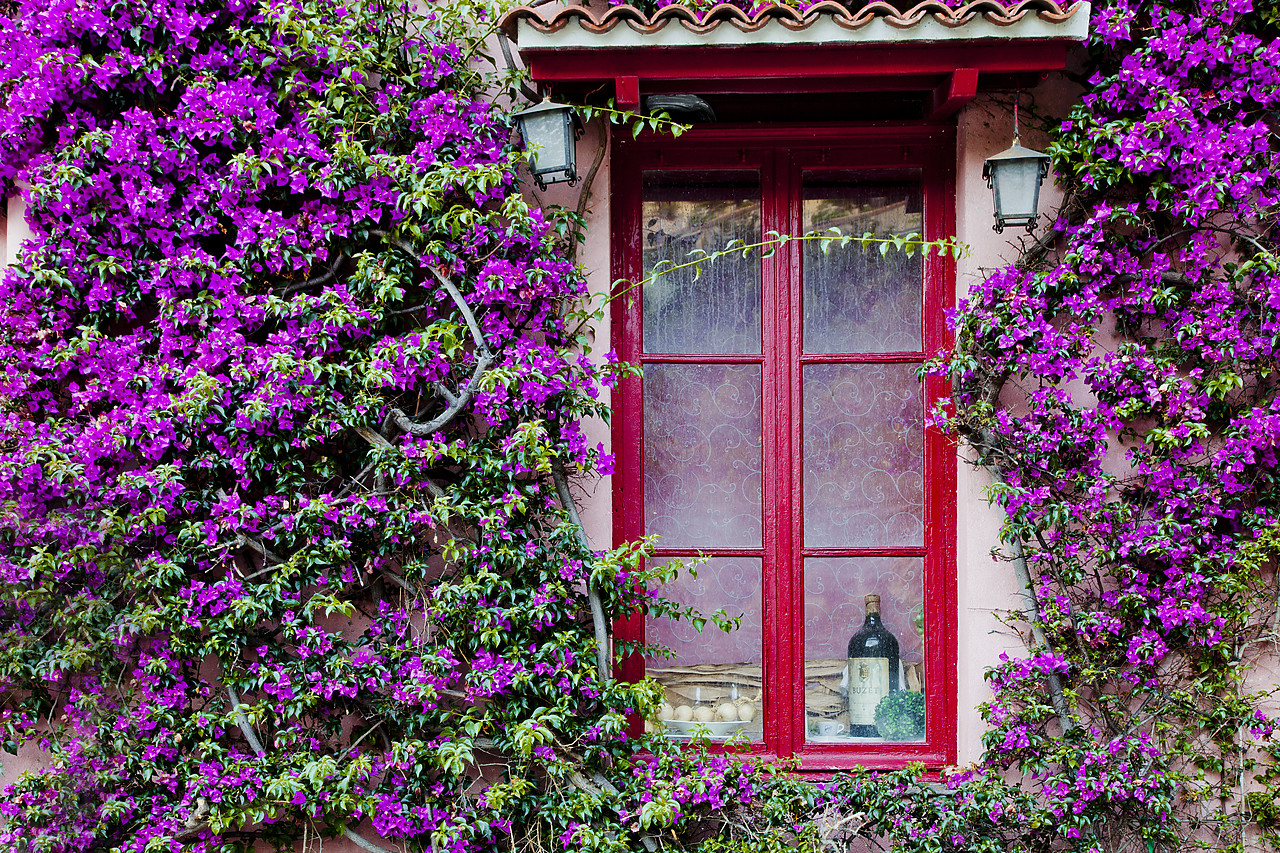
[513,99,580,190]
[983,132,1052,233]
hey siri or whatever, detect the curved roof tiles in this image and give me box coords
[500,1,1090,44]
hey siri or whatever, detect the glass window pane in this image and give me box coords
[802,174,922,354]
[642,171,761,354]
[644,363,762,548]
[646,557,764,742]
[804,557,925,743]
[803,363,924,548]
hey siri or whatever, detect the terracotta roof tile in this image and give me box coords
[500,0,1088,39]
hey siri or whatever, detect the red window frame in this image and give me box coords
[610,124,957,771]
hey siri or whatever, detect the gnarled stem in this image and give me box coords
[382,349,494,438]
[280,252,347,296]
[223,683,409,853]
[567,118,609,260]
[971,434,1076,734]
[1006,533,1076,733]
[235,534,284,566]
[353,425,445,499]
[552,468,610,685]
[372,231,497,439]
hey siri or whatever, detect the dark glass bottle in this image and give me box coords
[846,594,900,737]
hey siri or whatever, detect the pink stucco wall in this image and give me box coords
[0,82,1069,829]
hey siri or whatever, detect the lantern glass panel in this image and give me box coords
[520,108,571,176]
[992,158,1043,221]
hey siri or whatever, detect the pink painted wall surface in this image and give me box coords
[0,79,1073,835]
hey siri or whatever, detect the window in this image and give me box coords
[612,126,956,770]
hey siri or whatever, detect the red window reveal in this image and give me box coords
[611,126,957,770]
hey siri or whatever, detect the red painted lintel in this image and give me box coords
[926,67,980,120]
[615,75,641,110]
[523,42,1069,86]
[645,73,942,96]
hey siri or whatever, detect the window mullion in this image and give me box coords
[783,148,805,759]
[760,147,802,757]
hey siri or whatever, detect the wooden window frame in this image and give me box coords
[610,124,958,771]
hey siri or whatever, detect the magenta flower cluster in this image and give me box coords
[0,1,656,851]
[931,0,1280,846]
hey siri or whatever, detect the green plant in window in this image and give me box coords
[874,690,925,741]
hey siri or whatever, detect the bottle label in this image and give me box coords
[848,656,890,726]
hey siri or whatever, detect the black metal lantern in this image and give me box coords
[513,99,580,190]
[983,133,1052,233]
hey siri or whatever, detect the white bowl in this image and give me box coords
[663,719,750,739]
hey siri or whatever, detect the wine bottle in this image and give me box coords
[847,594,900,737]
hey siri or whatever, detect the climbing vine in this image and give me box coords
[931,0,1280,849]
[0,0,673,850]
[2,0,1280,851]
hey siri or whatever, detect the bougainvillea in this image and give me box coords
[0,0,694,850]
[4,0,1280,851]
[930,0,1280,848]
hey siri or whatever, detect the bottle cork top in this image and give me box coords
[865,594,881,613]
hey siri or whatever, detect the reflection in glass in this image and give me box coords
[642,171,762,354]
[644,364,763,548]
[646,557,764,742]
[802,175,923,354]
[804,557,925,743]
[803,363,924,548]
